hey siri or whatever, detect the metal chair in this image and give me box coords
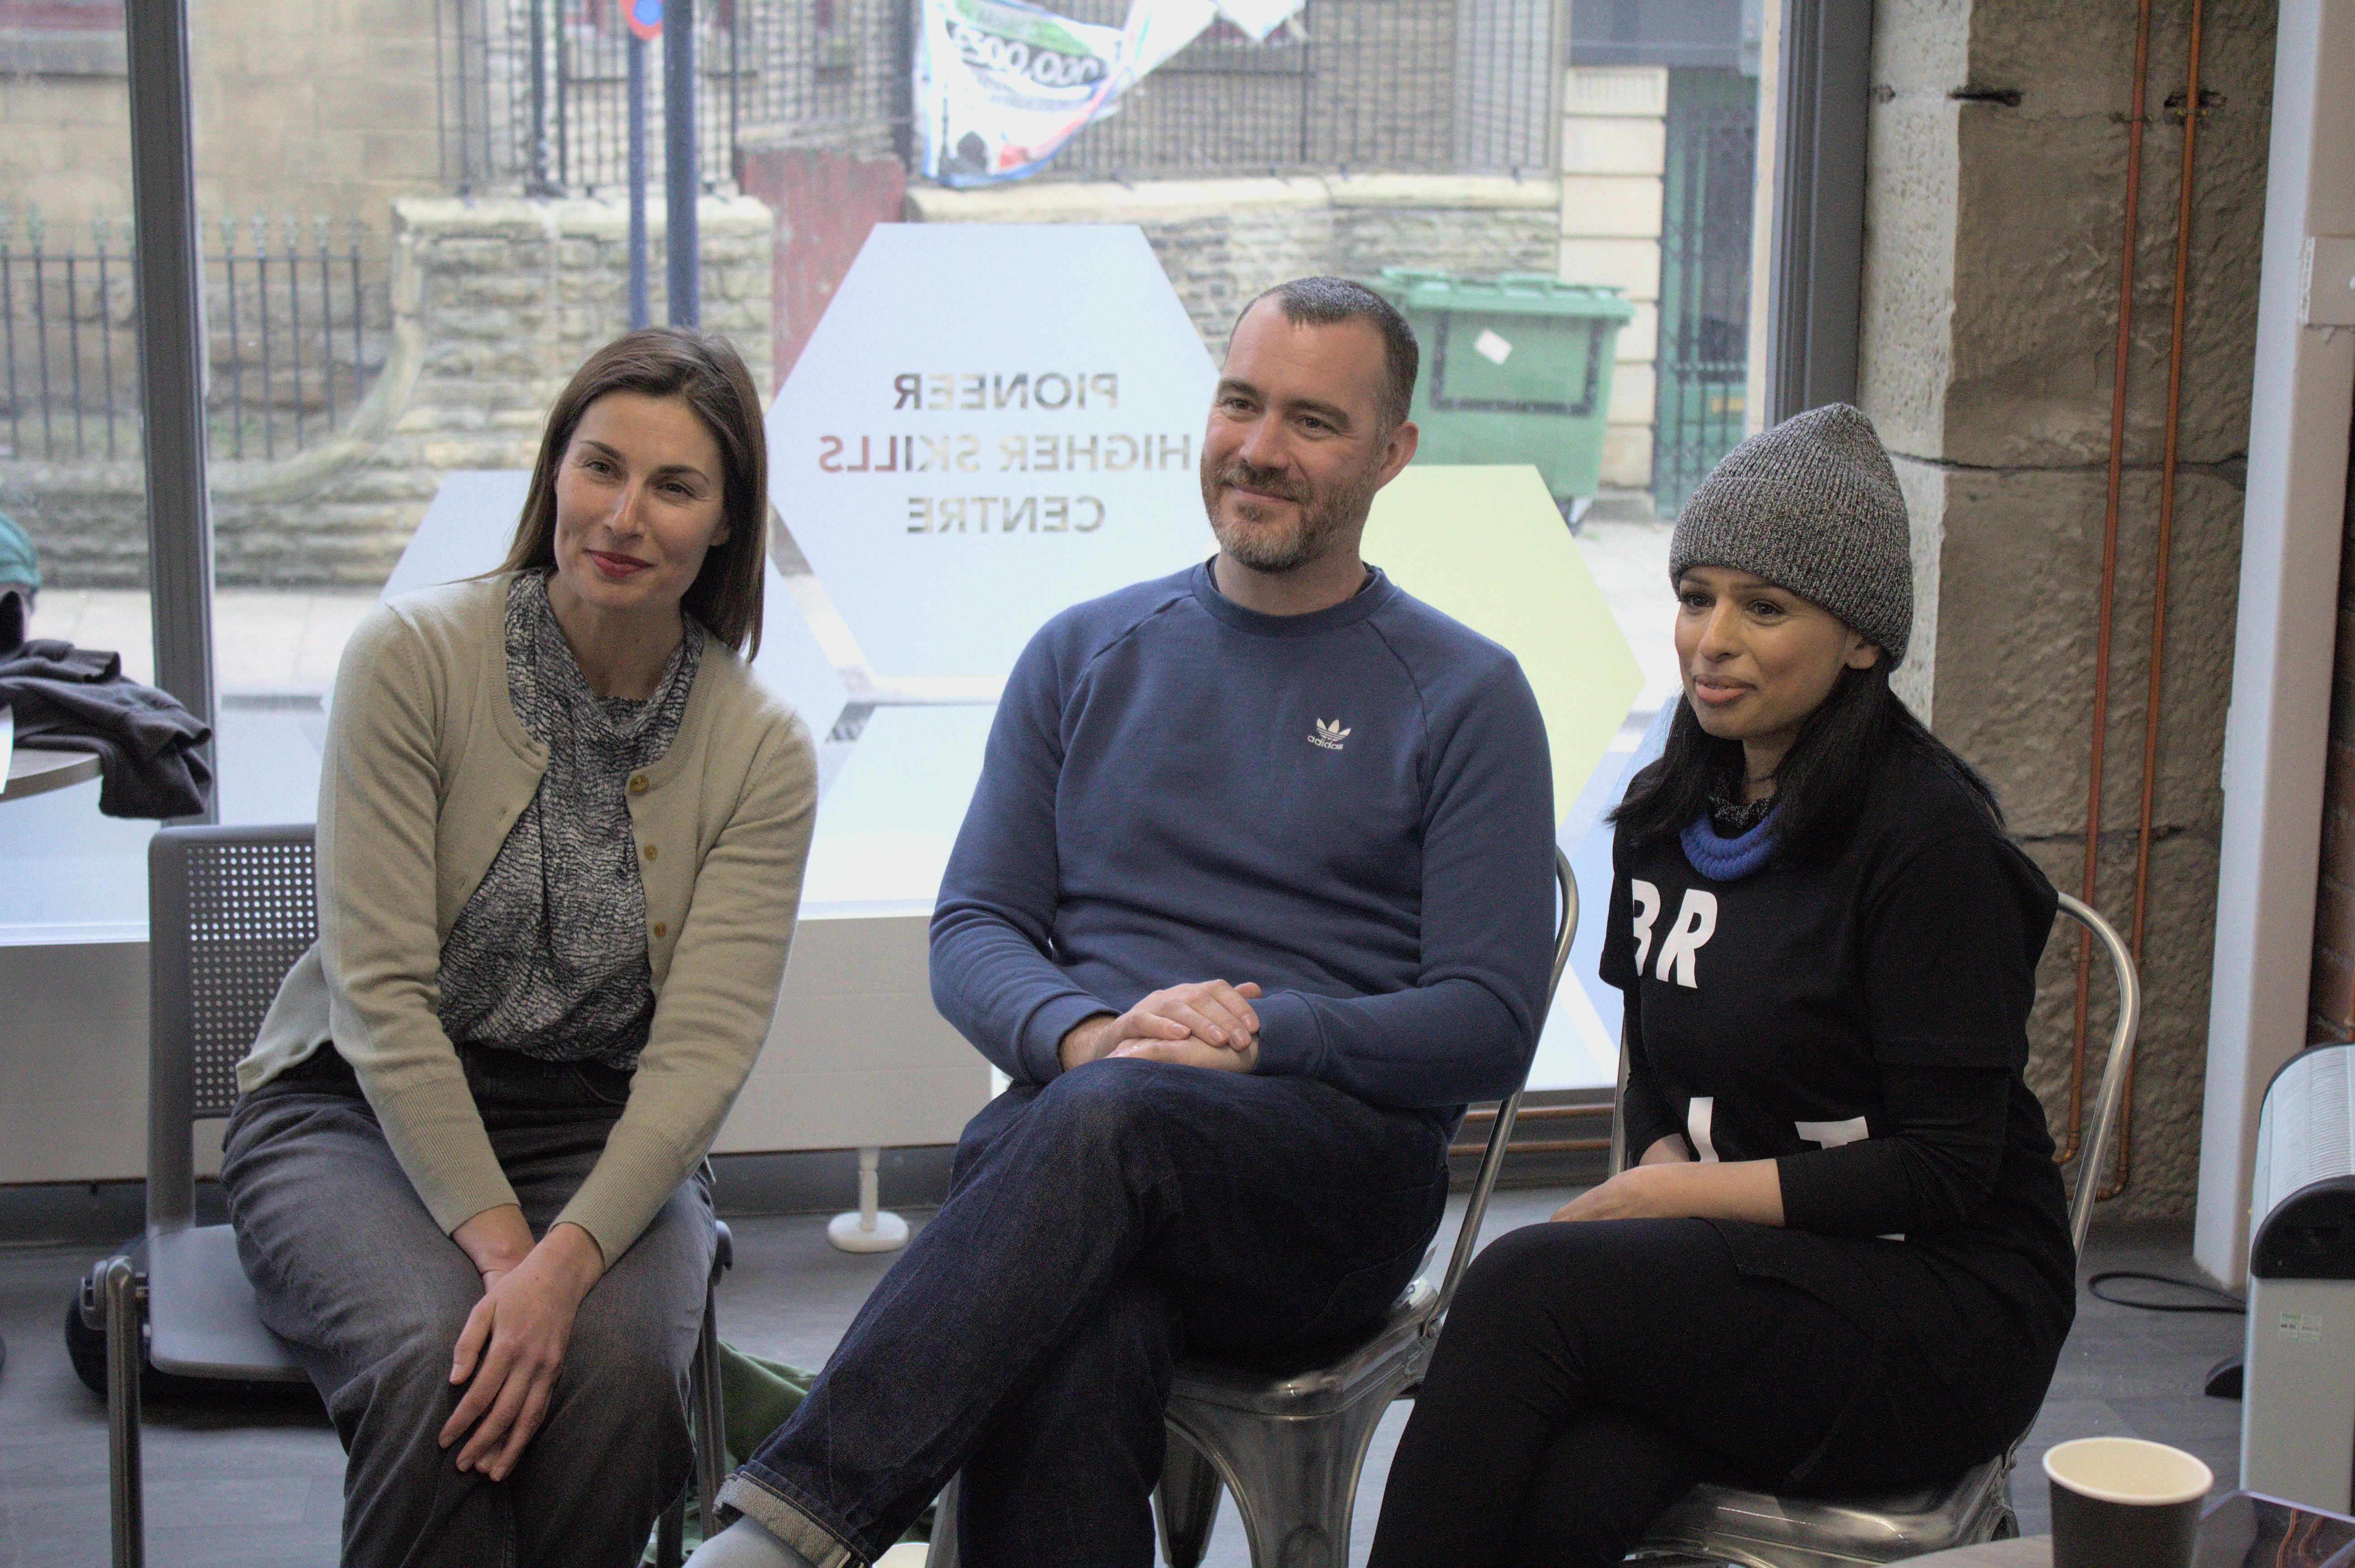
[929,849,1578,1568]
[84,822,732,1568]
[1137,847,1577,1568]
[1625,890,2142,1568]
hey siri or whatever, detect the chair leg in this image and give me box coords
[928,1472,960,1567]
[1155,1433,1224,1568]
[1163,1396,1394,1568]
[103,1255,145,1568]
[1981,1469,2019,1542]
[692,1283,729,1542]
[655,1491,686,1568]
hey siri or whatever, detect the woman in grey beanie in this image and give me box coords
[1371,406,2074,1567]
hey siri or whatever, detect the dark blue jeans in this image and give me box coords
[719,1059,1451,1568]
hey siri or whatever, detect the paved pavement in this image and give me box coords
[24,518,1678,703]
[29,587,374,696]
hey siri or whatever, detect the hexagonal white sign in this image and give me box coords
[767,223,1218,684]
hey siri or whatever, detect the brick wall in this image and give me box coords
[4,196,774,590]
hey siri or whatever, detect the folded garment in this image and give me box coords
[0,639,213,818]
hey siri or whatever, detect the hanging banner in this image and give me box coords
[1208,0,1300,42]
[917,0,1129,185]
[1120,0,1216,77]
[917,0,1305,186]
[1119,0,1301,76]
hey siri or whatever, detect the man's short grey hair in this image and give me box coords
[1233,277,1419,434]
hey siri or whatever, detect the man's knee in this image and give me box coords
[1023,1059,1233,1156]
[1034,1059,1165,1135]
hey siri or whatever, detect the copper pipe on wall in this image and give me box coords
[2109,0,2206,1201]
[2061,0,2157,1171]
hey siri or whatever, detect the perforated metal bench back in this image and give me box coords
[152,827,317,1122]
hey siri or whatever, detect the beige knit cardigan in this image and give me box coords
[239,574,818,1262]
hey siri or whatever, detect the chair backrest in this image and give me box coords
[2055,891,2139,1255]
[147,823,317,1234]
[1434,846,1578,1313]
[1600,884,2143,1259]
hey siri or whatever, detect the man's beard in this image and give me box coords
[1201,458,1375,574]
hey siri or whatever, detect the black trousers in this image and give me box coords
[1366,1217,2055,1568]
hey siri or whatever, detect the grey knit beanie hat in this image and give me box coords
[1668,403,1913,663]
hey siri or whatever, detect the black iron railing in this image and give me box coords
[1651,67,1757,513]
[0,212,385,465]
[440,0,881,197]
[439,0,1557,194]
[1043,0,1558,180]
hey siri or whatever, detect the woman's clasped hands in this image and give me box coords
[439,1206,608,1482]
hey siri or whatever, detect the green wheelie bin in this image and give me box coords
[1370,268,1635,513]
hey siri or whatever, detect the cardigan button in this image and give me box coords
[642,843,657,861]
[652,921,667,938]
[628,773,649,794]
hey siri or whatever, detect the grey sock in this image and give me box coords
[681,1515,817,1568]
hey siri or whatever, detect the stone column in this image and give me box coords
[1860,0,2276,1219]
[1559,66,1669,499]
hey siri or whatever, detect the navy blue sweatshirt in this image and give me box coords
[929,561,1556,1116]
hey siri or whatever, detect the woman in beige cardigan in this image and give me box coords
[223,328,817,1568]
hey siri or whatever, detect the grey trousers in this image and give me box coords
[222,1043,714,1568]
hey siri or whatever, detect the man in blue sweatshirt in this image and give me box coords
[698,278,1557,1568]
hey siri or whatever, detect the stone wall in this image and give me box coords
[5,197,774,590]
[0,0,444,234]
[1863,0,2275,1218]
[905,173,1563,358]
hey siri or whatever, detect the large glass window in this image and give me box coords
[4,0,1772,1086]
[0,0,151,940]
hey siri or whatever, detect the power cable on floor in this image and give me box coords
[2085,1269,2245,1314]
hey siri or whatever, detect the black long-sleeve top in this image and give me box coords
[1602,743,2075,1344]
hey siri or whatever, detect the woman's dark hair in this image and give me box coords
[495,327,768,656]
[1610,659,2003,867]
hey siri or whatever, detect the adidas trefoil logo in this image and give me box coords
[1308,717,1351,752]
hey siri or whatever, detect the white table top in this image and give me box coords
[1,746,101,803]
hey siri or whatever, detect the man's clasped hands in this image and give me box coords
[1056,978,1266,1073]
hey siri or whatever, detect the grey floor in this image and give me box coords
[0,1187,2246,1567]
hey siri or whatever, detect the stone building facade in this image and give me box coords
[1864,0,2277,1220]
[906,174,1563,356]
[7,197,773,590]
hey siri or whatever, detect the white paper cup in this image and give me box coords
[2043,1436,2214,1568]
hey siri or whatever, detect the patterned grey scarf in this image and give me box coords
[436,572,703,1068]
